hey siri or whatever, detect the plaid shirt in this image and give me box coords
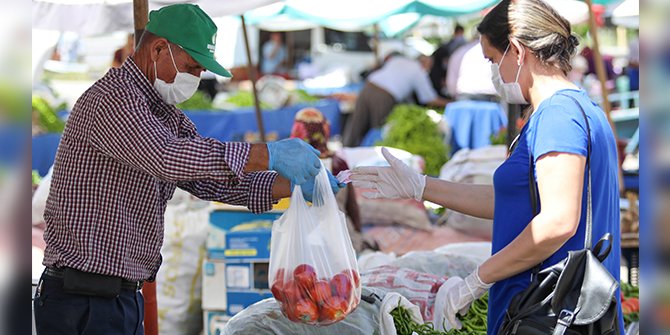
[43,59,277,281]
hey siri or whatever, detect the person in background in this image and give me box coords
[343,52,449,147]
[430,24,467,97]
[33,5,342,334]
[351,0,623,333]
[54,31,81,63]
[290,107,365,252]
[112,33,135,68]
[446,36,498,101]
[261,32,287,75]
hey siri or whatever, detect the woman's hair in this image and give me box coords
[477,0,579,74]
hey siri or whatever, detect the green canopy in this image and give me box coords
[246,0,499,36]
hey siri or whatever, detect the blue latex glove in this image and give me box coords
[267,139,321,185]
[295,170,346,202]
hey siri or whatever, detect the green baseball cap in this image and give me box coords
[145,4,232,78]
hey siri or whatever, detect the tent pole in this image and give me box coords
[133,0,148,48]
[585,0,623,193]
[240,14,267,142]
[584,0,614,131]
[133,2,158,334]
[373,23,380,67]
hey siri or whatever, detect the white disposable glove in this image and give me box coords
[350,147,426,201]
[433,267,493,331]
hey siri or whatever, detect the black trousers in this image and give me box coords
[34,271,145,335]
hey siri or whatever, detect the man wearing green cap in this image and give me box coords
[34,4,343,334]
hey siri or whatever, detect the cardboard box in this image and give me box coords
[203,310,230,335]
[221,226,274,316]
[202,259,227,310]
[206,208,282,259]
[223,227,272,262]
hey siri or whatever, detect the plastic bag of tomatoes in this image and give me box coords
[269,165,362,326]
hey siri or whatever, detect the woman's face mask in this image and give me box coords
[153,44,201,105]
[490,42,528,105]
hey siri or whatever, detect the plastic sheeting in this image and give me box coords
[223,287,387,335]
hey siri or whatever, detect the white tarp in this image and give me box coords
[32,0,282,36]
[612,0,639,28]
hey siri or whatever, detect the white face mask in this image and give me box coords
[491,42,528,104]
[153,44,201,105]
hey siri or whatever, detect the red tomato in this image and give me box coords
[340,269,360,287]
[274,268,286,283]
[627,297,640,312]
[622,300,634,315]
[308,280,332,305]
[294,264,317,291]
[293,298,319,324]
[281,303,300,322]
[283,279,304,304]
[271,268,287,302]
[319,295,349,323]
[330,273,353,300]
[271,281,285,303]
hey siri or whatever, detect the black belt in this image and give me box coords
[45,267,144,291]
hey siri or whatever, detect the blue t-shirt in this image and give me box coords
[488,89,624,334]
[261,41,286,74]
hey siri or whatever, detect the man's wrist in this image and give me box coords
[271,176,292,199]
[245,143,270,172]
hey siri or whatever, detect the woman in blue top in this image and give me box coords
[351,0,624,333]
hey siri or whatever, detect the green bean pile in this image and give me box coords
[390,294,488,335]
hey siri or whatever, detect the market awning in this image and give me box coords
[32,0,282,35]
[246,0,590,37]
[245,0,500,36]
[612,0,639,28]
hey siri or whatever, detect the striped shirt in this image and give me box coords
[43,58,277,281]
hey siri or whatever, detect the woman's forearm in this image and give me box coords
[478,212,577,283]
[423,177,495,219]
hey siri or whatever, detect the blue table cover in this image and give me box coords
[42,100,341,174]
[32,133,61,176]
[443,100,507,155]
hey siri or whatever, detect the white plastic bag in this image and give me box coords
[268,165,362,326]
[380,292,424,335]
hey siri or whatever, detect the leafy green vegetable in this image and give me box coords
[623,311,638,325]
[32,95,65,133]
[32,170,42,185]
[290,89,320,103]
[224,91,271,109]
[377,104,449,176]
[1,81,29,124]
[176,90,214,110]
[490,127,507,146]
[621,282,639,299]
[390,294,488,335]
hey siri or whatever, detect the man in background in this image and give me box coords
[261,32,287,75]
[343,53,449,147]
[429,25,466,97]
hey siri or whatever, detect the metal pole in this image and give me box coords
[133,2,158,335]
[584,0,624,193]
[373,23,380,67]
[240,14,267,142]
[584,0,614,131]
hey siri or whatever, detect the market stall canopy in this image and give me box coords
[245,0,500,36]
[246,0,589,36]
[32,0,282,35]
[611,0,639,28]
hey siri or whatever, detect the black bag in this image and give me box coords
[498,95,621,335]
